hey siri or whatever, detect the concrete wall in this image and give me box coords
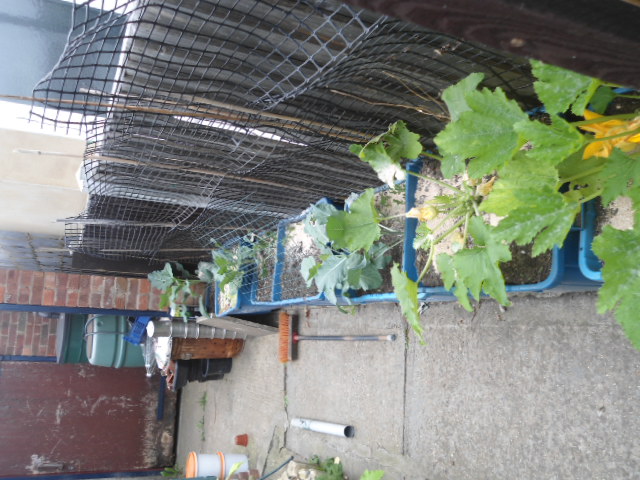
[0,127,87,235]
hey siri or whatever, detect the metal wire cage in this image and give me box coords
[29,0,537,289]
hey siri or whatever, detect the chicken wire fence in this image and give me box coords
[29,0,537,289]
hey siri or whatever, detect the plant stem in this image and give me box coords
[462,212,471,248]
[472,200,481,217]
[571,113,638,126]
[420,151,444,161]
[433,217,466,245]
[417,217,466,284]
[406,170,464,194]
[417,245,436,284]
[430,205,465,234]
[558,165,605,186]
[616,94,640,99]
[378,213,410,221]
[578,189,603,205]
[585,126,640,143]
[379,223,401,234]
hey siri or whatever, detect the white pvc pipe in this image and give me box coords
[290,418,355,438]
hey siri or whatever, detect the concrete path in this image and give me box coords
[176,292,640,479]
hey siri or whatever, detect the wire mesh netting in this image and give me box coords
[29,0,537,295]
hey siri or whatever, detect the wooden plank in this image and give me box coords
[197,315,278,337]
[345,0,640,87]
[171,337,245,359]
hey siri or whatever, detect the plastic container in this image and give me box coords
[185,451,249,478]
[123,316,152,345]
[55,314,89,364]
[402,160,599,302]
[214,267,278,316]
[578,200,604,282]
[84,315,145,368]
[268,198,342,308]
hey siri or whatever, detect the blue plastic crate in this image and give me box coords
[578,200,603,282]
[214,266,279,316]
[403,160,599,302]
[268,198,342,308]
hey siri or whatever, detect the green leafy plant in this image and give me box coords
[197,415,205,442]
[351,60,640,349]
[300,191,395,304]
[310,456,385,480]
[197,233,275,309]
[161,465,183,478]
[147,262,205,319]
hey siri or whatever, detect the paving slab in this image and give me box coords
[176,292,640,479]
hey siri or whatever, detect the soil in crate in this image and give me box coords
[255,239,278,303]
[281,222,323,300]
[413,160,553,287]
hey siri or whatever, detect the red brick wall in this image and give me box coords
[0,268,166,357]
[0,269,164,311]
[0,311,56,357]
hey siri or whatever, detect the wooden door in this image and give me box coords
[0,361,175,475]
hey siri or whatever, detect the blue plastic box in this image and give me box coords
[403,160,599,302]
[578,200,604,282]
[269,199,339,308]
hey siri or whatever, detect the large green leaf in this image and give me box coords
[437,253,472,311]
[390,263,424,343]
[437,217,511,310]
[530,59,601,115]
[312,254,351,305]
[592,226,640,350]
[304,202,339,246]
[589,86,617,114]
[349,261,384,291]
[326,189,380,251]
[350,142,406,186]
[441,72,484,122]
[482,153,559,216]
[494,189,580,255]
[599,148,640,206]
[148,262,175,290]
[514,115,585,165]
[300,257,319,287]
[434,87,528,178]
[384,120,423,161]
[557,149,605,184]
[350,121,421,186]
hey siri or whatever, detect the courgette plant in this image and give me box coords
[351,60,640,349]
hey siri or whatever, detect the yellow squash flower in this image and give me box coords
[406,206,438,221]
[580,110,640,159]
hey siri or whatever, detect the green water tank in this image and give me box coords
[55,314,90,364]
[85,315,145,368]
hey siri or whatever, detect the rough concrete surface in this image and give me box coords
[176,292,640,479]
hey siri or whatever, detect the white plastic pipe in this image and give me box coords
[291,418,355,438]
